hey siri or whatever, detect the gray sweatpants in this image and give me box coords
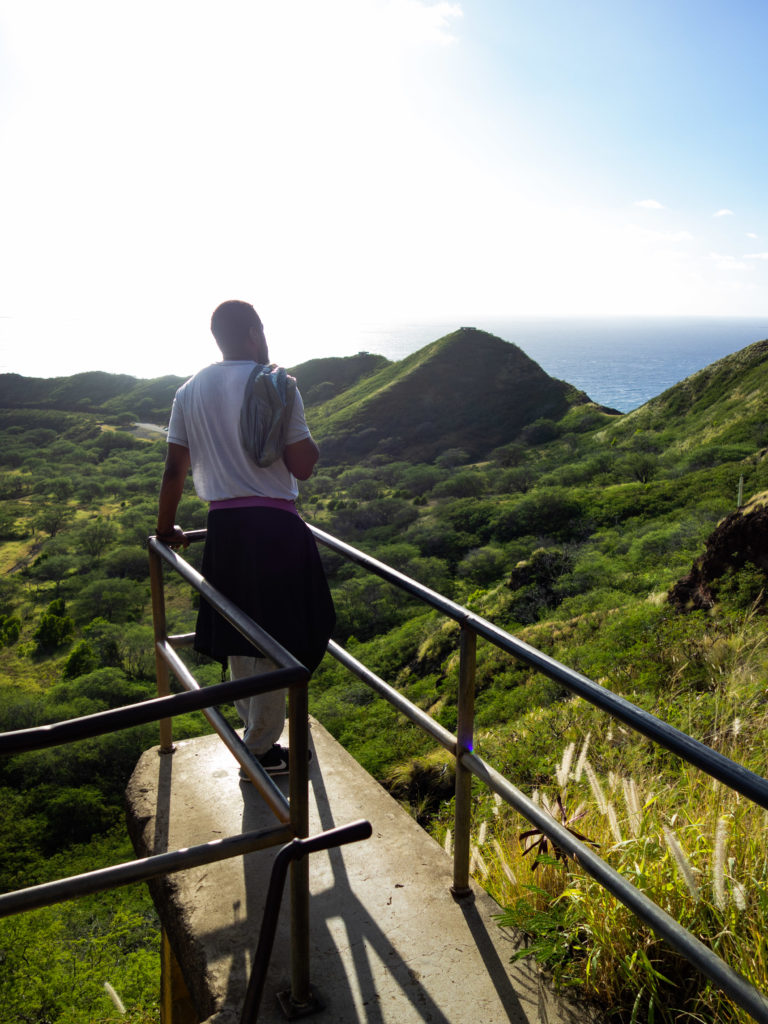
[229,655,286,756]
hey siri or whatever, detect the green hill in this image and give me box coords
[0,351,389,425]
[575,336,768,489]
[609,336,768,455]
[307,327,604,462]
[0,370,186,423]
[289,351,391,406]
[0,330,605,460]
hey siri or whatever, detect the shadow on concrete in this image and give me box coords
[127,723,602,1024]
[152,747,174,855]
[204,726,531,1022]
[303,747,453,1024]
[457,898,540,1014]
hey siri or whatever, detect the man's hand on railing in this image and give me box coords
[155,525,189,549]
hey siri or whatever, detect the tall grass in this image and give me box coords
[472,737,768,1022]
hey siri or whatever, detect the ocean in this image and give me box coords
[349,316,768,414]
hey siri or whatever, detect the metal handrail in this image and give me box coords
[0,823,294,918]
[145,533,316,1008]
[0,533,321,1022]
[322,641,768,1021]
[0,668,303,757]
[308,525,768,812]
[299,524,768,1023]
[0,545,311,893]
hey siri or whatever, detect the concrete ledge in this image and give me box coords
[126,718,604,1023]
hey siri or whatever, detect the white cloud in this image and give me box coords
[746,232,759,239]
[709,252,748,271]
[714,209,734,217]
[634,199,665,209]
[744,252,768,261]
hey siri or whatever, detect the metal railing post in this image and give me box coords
[452,624,476,898]
[287,678,314,1012]
[148,545,173,753]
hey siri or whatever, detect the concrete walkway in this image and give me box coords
[126,718,601,1024]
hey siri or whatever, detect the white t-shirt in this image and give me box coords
[167,360,312,502]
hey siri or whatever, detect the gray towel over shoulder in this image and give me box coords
[239,363,297,467]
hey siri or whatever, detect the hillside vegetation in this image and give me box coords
[308,327,603,462]
[1,330,767,1023]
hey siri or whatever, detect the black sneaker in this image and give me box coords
[258,744,290,775]
[239,745,312,780]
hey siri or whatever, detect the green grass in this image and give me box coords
[478,742,768,1023]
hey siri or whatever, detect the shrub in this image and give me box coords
[435,448,469,469]
[492,489,588,543]
[498,465,536,493]
[45,786,113,849]
[72,579,148,624]
[384,749,455,825]
[399,464,443,496]
[33,600,74,652]
[405,520,475,565]
[491,442,526,467]
[432,471,486,498]
[63,640,99,679]
[104,545,151,580]
[436,498,496,542]
[519,418,559,445]
[458,546,509,586]
[0,614,21,647]
[82,618,122,667]
[34,504,74,538]
[48,668,150,711]
[508,547,573,589]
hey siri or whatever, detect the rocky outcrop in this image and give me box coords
[668,496,768,610]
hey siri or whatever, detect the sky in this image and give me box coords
[1,0,767,379]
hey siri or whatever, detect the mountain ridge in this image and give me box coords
[0,328,609,459]
[599,335,768,465]
[4,328,768,465]
[305,327,607,462]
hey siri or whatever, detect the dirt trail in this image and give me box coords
[5,540,44,575]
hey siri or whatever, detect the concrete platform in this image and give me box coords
[126,718,602,1024]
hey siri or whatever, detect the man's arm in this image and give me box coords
[283,437,319,480]
[156,442,192,545]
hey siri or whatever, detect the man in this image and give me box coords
[156,300,335,775]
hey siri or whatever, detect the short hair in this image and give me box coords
[210,300,260,351]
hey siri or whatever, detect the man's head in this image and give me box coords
[210,300,269,363]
